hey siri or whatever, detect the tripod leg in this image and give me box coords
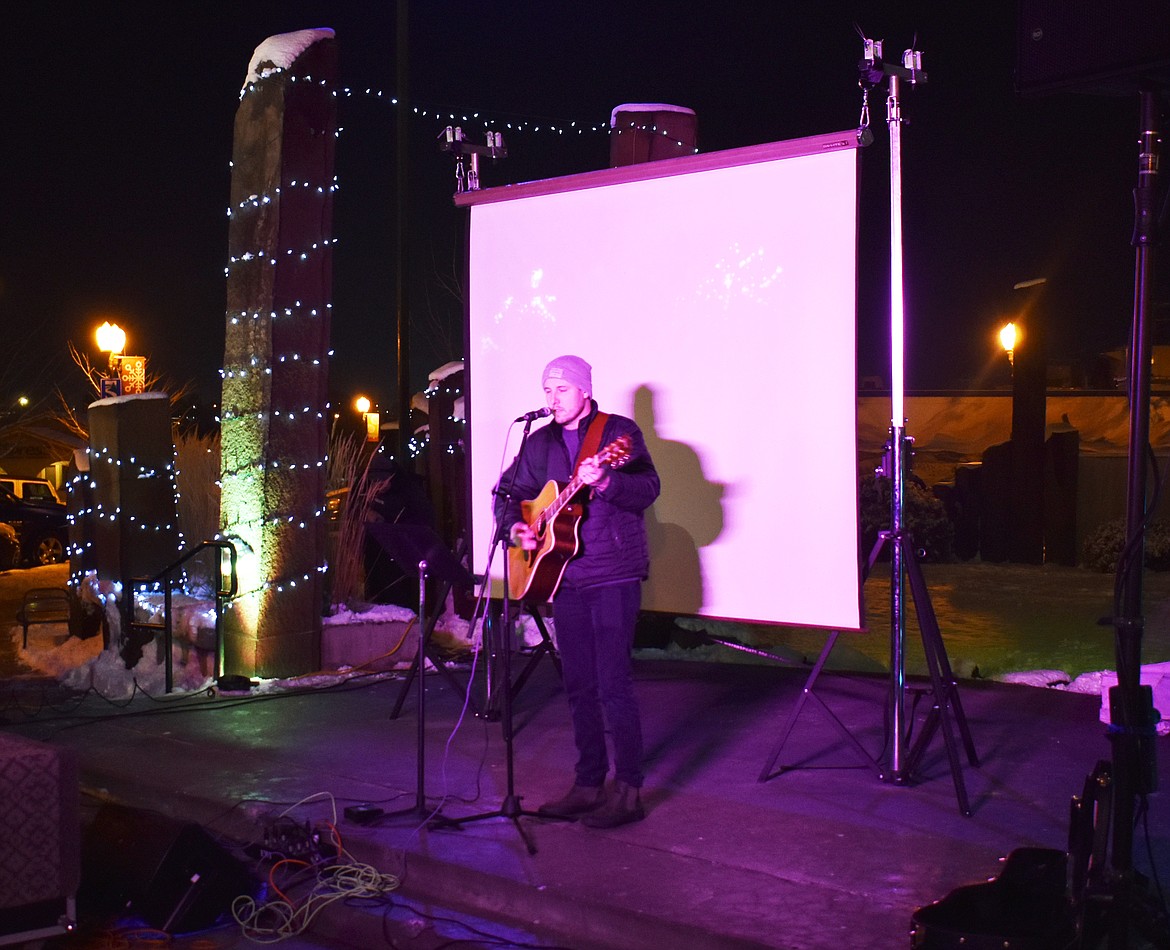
[905,550,978,764]
[905,548,974,815]
[759,631,859,781]
[912,562,977,764]
[389,652,419,720]
[758,631,879,781]
[511,607,562,702]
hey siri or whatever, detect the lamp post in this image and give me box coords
[999,321,1018,368]
[1006,280,1048,565]
[96,321,126,370]
[355,395,380,442]
[96,321,126,397]
[95,321,147,395]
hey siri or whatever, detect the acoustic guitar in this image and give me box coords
[508,435,632,602]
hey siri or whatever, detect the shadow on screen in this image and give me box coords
[633,384,725,614]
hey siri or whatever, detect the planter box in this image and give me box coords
[321,619,418,672]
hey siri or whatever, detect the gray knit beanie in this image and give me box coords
[542,355,592,394]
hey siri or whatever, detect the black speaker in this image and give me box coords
[911,848,1074,949]
[80,803,255,933]
[1016,0,1170,95]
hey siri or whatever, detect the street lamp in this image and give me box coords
[999,321,1018,366]
[94,321,147,395]
[354,395,379,442]
[96,321,126,371]
[95,322,127,396]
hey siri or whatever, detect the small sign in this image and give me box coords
[100,377,122,398]
[119,356,147,394]
[364,411,381,442]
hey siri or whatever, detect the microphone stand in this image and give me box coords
[432,413,565,854]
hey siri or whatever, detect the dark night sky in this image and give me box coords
[2,3,1163,419]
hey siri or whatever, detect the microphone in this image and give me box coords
[515,407,552,422]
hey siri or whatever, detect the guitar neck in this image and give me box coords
[541,474,587,526]
[529,436,630,531]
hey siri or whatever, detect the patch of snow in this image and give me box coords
[324,603,416,626]
[243,28,335,90]
[88,391,170,410]
[428,360,464,384]
[995,670,1073,689]
[610,103,696,126]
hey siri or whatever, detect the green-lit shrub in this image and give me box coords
[1082,518,1170,573]
[859,473,956,563]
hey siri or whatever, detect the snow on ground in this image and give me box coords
[999,665,1170,735]
[6,600,1169,737]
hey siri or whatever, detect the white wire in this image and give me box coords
[232,854,401,943]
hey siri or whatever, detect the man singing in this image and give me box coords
[500,355,660,828]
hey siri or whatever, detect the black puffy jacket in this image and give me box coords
[497,402,659,589]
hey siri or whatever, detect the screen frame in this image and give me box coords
[457,129,865,632]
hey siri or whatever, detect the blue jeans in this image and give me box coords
[553,580,644,788]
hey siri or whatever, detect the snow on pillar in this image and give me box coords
[220,29,337,678]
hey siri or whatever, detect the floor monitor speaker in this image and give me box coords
[80,803,255,933]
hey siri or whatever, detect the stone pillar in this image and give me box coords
[220,30,337,677]
[609,103,697,167]
[86,393,182,643]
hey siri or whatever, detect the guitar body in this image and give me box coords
[506,435,632,603]
[508,480,583,601]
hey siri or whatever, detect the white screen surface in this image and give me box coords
[463,132,862,630]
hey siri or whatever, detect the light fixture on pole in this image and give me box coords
[355,395,380,442]
[95,321,127,397]
[96,321,126,371]
[999,322,1018,367]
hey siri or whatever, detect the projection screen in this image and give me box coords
[459,130,863,631]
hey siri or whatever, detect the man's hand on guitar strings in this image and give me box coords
[577,455,611,491]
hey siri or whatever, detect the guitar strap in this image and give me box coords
[573,412,610,475]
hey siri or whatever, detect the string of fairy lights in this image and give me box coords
[66,444,185,589]
[238,70,700,153]
[67,62,692,627]
[217,64,342,610]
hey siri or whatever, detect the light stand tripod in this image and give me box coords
[430,415,564,854]
[758,38,979,813]
[1075,84,1170,949]
[381,534,479,721]
[758,439,979,815]
[863,35,979,803]
[480,598,562,722]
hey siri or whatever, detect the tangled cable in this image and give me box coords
[231,853,400,943]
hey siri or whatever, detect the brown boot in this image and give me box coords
[580,780,645,828]
[537,783,607,818]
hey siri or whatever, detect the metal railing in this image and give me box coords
[127,540,238,693]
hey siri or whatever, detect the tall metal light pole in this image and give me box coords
[395,0,412,464]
